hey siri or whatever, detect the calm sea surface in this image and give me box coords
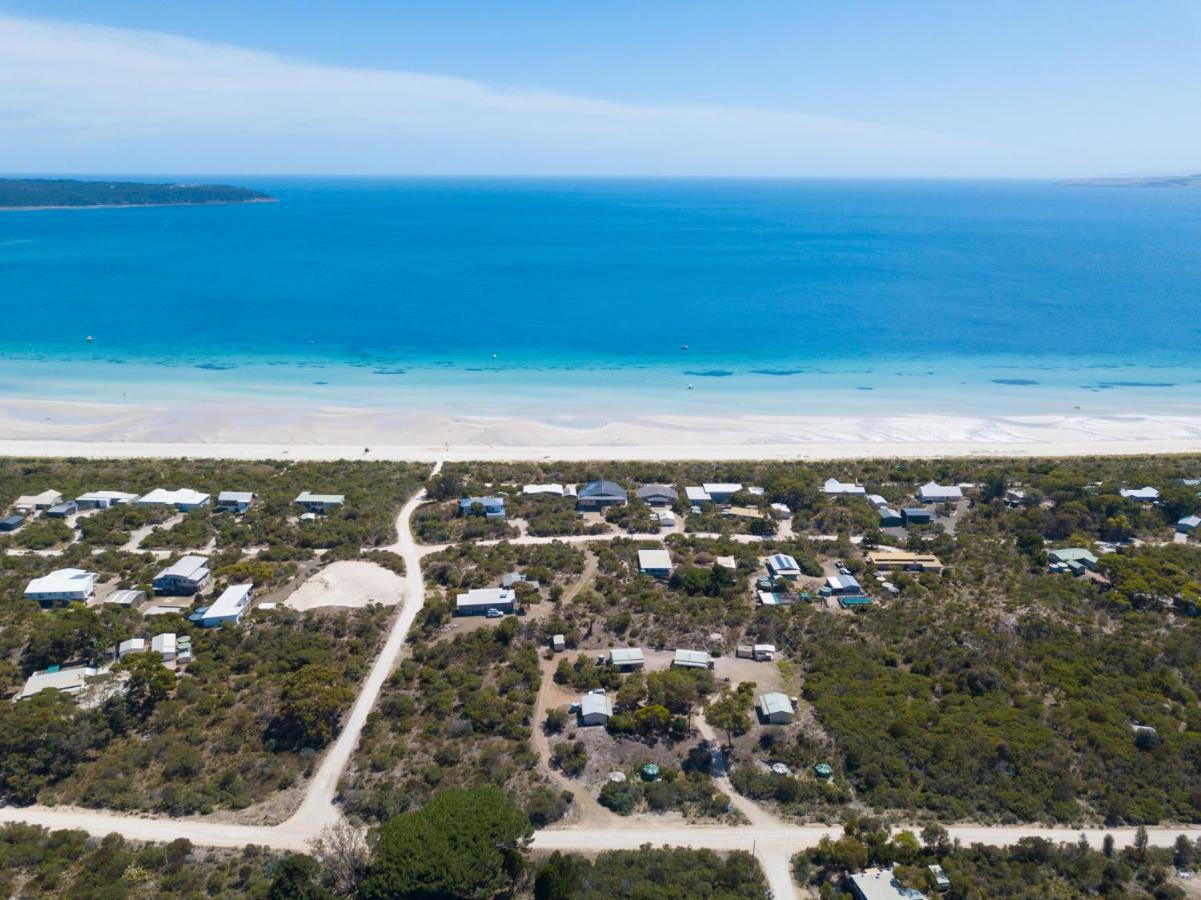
[2,177,1200,416]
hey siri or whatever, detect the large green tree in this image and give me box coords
[359,786,532,900]
[270,664,353,750]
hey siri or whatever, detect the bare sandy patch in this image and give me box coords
[285,561,404,611]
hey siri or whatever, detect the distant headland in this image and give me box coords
[0,178,276,210]
[1061,173,1201,188]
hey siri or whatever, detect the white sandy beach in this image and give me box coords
[285,561,405,611]
[0,395,1199,461]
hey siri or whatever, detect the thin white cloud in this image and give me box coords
[0,14,997,175]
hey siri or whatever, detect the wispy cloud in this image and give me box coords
[0,14,995,175]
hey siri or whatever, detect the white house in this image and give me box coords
[823,477,867,496]
[200,584,252,627]
[757,692,795,724]
[455,587,515,616]
[138,488,211,510]
[1178,515,1201,534]
[770,502,792,517]
[216,491,255,512]
[75,490,137,509]
[702,483,742,502]
[866,494,889,508]
[578,691,614,726]
[14,489,63,512]
[917,481,963,503]
[638,548,673,578]
[295,491,345,513]
[1121,486,1160,502]
[25,568,96,605]
[684,486,712,504]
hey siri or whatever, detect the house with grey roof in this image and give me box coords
[636,484,678,506]
[576,479,628,511]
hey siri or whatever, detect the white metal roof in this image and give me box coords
[455,587,514,609]
[151,633,177,655]
[823,477,866,495]
[684,486,711,502]
[25,568,96,596]
[105,589,145,606]
[118,638,146,656]
[638,549,672,571]
[15,489,63,507]
[1121,486,1160,500]
[757,692,792,717]
[673,648,711,667]
[18,666,98,700]
[77,490,137,504]
[205,584,252,619]
[609,647,645,665]
[295,491,345,504]
[139,488,210,506]
[847,868,927,900]
[156,555,210,581]
[579,692,613,718]
[522,483,564,495]
[702,482,742,494]
[218,491,255,503]
[917,481,962,501]
[715,555,737,569]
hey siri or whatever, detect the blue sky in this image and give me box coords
[1,1,1199,176]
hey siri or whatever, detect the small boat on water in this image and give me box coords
[85,335,94,342]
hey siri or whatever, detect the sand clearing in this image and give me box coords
[285,561,404,611]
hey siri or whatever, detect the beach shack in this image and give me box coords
[14,489,63,512]
[137,488,210,511]
[24,568,96,606]
[454,587,515,616]
[637,548,673,578]
[901,507,931,526]
[878,508,904,528]
[917,481,963,503]
[76,490,137,510]
[576,479,628,511]
[216,491,255,513]
[199,584,252,627]
[153,555,211,596]
[702,483,742,502]
[823,477,866,496]
[766,553,801,579]
[294,491,345,513]
[459,496,506,519]
[636,484,678,506]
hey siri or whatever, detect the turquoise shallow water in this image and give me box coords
[1,177,1200,417]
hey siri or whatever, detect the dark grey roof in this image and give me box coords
[636,483,678,501]
[579,479,628,500]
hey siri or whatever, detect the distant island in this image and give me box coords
[1062,173,1201,188]
[0,178,276,209]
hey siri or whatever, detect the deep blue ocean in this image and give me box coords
[2,177,1200,416]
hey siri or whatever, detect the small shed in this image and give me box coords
[637,548,673,578]
[672,648,713,669]
[757,692,795,724]
[579,691,613,726]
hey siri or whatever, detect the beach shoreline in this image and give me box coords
[1,395,1198,461]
